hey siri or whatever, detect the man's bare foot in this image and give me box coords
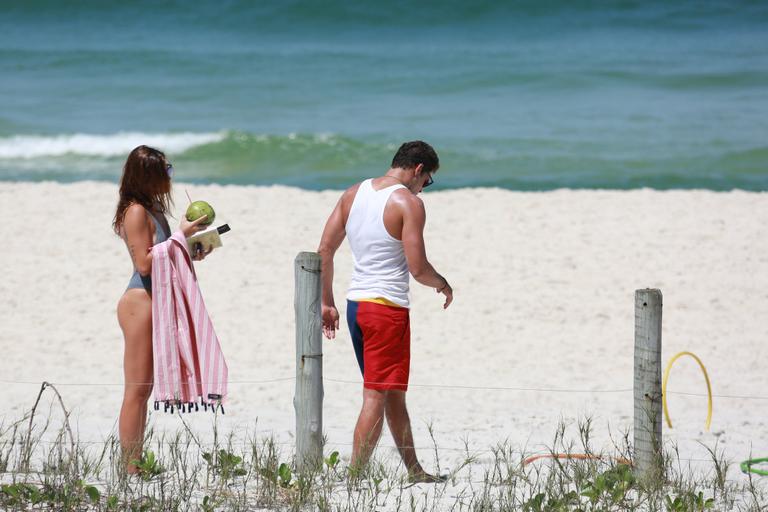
[408,471,448,484]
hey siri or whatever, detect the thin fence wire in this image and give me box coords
[0,377,296,387]
[2,374,766,466]
[326,378,633,394]
[14,438,725,466]
[2,377,767,401]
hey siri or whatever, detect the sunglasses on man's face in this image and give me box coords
[423,173,434,188]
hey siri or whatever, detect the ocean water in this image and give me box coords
[1,0,767,190]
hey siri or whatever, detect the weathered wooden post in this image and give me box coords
[294,252,323,471]
[633,288,663,481]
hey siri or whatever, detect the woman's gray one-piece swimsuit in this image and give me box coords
[126,210,171,293]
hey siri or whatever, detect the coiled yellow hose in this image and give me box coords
[662,351,712,431]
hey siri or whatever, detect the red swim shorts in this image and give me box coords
[346,300,410,391]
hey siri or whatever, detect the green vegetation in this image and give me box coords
[130,450,165,482]
[0,386,765,511]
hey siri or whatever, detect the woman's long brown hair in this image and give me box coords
[112,145,173,235]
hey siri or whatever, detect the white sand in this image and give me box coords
[1,181,767,484]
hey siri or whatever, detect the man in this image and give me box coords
[317,140,453,483]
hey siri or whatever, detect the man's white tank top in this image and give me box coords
[346,178,410,308]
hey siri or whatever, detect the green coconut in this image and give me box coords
[185,200,215,226]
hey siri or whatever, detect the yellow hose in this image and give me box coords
[662,351,713,431]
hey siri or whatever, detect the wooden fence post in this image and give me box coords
[294,252,323,471]
[633,288,663,481]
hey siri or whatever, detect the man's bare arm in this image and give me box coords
[318,199,346,305]
[400,195,453,308]
[317,186,356,338]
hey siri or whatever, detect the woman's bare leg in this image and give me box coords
[117,289,154,474]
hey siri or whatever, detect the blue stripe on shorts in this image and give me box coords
[346,300,365,375]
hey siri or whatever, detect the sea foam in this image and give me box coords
[0,132,226,159]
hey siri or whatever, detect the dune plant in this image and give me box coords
[0,388,766,511]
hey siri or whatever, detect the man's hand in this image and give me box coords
[437,281,453,309]
[322,304,340,339]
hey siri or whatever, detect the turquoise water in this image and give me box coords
[1,1,767,190]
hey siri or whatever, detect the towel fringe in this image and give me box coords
[154,397,226,414]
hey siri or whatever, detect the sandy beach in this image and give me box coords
[1,181,767,487]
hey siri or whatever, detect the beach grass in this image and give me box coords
[0,385,766,511]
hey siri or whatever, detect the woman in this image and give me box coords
[112,145,209,473]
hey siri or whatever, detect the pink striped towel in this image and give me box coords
[151,230,228,413]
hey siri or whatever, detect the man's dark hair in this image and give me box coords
[391,141,439,174]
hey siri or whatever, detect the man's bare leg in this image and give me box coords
[384,390,446,483]
[350,388,386,472]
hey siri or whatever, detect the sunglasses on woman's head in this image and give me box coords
[166,163,174,177]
